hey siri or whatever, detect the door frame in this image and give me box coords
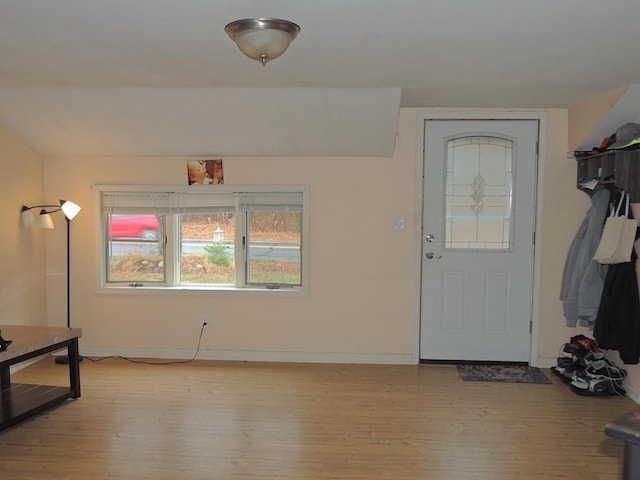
[412,110,547,366]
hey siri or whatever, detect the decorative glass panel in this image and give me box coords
[444,136,514,250]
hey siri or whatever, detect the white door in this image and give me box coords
[420,120,538,362]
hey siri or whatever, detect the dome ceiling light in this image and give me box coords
[225,18,301,66]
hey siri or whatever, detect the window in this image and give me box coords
[98,185,308,292]
[444,136,515,251]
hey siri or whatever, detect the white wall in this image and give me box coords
[0,122,48,326]
[37,108,571,367]
[43,149,416,363]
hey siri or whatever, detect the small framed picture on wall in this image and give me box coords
[186,159,224,185]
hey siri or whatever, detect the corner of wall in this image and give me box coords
[0,122,48,326]
[568,84,638,151]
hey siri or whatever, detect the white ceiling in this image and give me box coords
[1,0,639,156]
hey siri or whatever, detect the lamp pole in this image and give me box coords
[55,216,82,364]
[66,217,71,329]
[22,199,82,364]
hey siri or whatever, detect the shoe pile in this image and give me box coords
[552,335,627,397]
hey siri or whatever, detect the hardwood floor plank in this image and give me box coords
[0,358,635,479]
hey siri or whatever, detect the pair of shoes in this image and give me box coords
[571,334,598,349]
[569,356,627,396]
[570,369,590,385]
[559,335,599,359]
[575,350,606,370]
[585,359,626,381]
[560,342,579,358]
[552,356,581,385]
[570,377,626,396]
[580,350,606,365]
[555,357,574,372]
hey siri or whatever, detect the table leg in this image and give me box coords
[0,364,9,388]
[68,338,81,398]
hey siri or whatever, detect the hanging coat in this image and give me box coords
[560,187,610,327]
[593,228,640,364]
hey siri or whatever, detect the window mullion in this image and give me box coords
[234,204,247,288]
[165,214,179,286]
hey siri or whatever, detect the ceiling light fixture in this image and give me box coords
[225,18,300,66]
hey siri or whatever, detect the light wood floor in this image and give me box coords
[0,357,636,480]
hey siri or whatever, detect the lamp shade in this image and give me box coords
[37,210,55,229]
[21,206,37,227]
[60,199,81,221]
[225,18,300,65]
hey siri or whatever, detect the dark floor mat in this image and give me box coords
[457,363,552,384]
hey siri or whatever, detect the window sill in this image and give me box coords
[96,285,307,297]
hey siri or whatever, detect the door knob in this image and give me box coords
[425,252,441,259]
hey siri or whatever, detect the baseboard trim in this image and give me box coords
[79,347,413,365]
[536,357,558,369]
[623,383,640,404]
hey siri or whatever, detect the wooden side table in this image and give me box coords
[0,325,82,431]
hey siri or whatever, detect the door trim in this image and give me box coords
[412,110,547,366]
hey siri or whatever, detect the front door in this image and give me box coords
[420,120,538,362]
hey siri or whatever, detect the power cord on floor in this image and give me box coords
[84,323,206,365]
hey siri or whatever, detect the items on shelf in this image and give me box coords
[573,122,640,158]
[574,122,640,202]
[576,150,640,202]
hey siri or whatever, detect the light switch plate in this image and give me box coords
[391,216,406,231]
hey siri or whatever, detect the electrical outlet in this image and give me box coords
[200,314,210,327]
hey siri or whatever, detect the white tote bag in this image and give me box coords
[594,191,637,264]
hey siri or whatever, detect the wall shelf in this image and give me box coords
[577,150,640,202]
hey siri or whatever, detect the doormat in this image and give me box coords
[457,364,552,384]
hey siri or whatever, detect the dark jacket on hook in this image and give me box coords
[594,227,640,364]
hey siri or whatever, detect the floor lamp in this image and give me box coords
[21,200,82,364]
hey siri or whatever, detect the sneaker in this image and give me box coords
[569,369,590,388]
[577,351,606,368]
[556,357,574,371]
[570,378,625,396]
[583,350,606,363]
[585,360,627,381]
[570,378,589,390]
[590,378,625,396]
[560,342,580,358]
[570,335,600,355]
[560,335,599,359]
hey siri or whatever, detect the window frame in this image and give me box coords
[95,184,309,296]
